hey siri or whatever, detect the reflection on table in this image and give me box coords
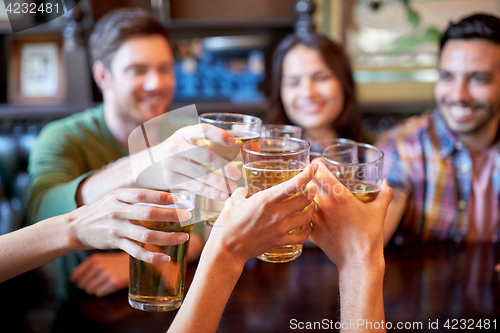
[2,243,499,333]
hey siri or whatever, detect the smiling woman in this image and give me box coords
[271,33,364,143]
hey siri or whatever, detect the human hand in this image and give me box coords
[205,164,318,266]
[139,123,241,200]
[310,160,393,270]
[187,233,203,263]
[70,252,129,297]
[67,188,192,264]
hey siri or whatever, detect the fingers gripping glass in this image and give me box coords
[242,137,311,263]
[198,113,262,226]
[128,190,195,312]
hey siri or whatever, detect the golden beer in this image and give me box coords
[223,130,261,150]
[244,160,306,263]
[128,200,194,312]
[200,130,260,225]
[338,179,380,203]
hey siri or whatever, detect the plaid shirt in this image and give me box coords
[377,108,500,243]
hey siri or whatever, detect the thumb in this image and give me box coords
[311,160,343,194]
[268,164,318,202]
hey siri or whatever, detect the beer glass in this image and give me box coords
[260,124,302,138]
[199,113,262,225]
[128,190,195,312]
[322,142,384,203]
[242,137,310,263]
[309,138,353,161]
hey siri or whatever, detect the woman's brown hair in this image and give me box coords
[271,33,363,142]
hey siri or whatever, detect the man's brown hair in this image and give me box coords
[89,8,171,69]
[440,13,500,54]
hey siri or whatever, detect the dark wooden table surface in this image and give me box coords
[1,243,500,333]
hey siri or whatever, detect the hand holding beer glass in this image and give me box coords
[128,190,195,312]
[242,137,312,262]
[321,142,384,202]
[198,113,262,225]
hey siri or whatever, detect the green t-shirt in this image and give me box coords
[28,104,127,223]
[28,104,202,294]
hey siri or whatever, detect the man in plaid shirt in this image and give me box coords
[378,14,500,244]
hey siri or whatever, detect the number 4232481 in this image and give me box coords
[444,319,496,330]
[6,2,59,14]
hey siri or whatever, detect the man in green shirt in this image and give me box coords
[28,9,240,298]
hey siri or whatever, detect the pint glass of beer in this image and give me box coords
[322,142,384,203]
[198,113,262,226]
[128,190,195,312]
[242,137,310,263]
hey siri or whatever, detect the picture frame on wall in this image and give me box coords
[8,35,66,105]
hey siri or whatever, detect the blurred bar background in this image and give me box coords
[1,0,500,233]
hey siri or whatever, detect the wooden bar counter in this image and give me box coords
[2,242,499,332]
